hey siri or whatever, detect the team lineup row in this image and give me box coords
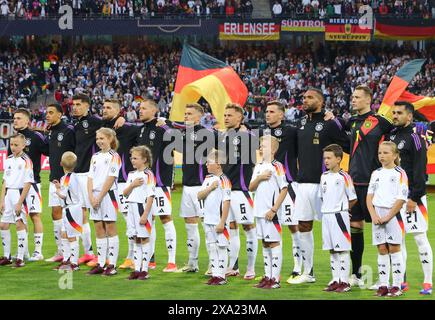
[0,86,433,295]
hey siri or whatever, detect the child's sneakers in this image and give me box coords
[401,282,409,292]
[87,264,104,275]
[420,283,432,295]
[335,282,351,293]
[0,256,12,266]
[119,258,134,270]
[137,271,149,280]
[323,281,340,292]
[375,286,389,297]
[162,263,178,273]
[102,264,117,276]
[128,271,140,280]
[243,270,256,280]
[12,259,25,268]
[388,286,403,297]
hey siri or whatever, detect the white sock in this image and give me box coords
[163,221,177,264]
[263,246,272,279]
[81,223,93,255]
[150,219,156,258]
[127,237,135,260]
[378,253,390,287]
[228,228,240,270]
[96,238,108,267]
[330,252,340,282]
[209,242,218,277]
[300,231,314,276]
[339,252,350,283]
[390,251,404,288]
[415,233,433,284]
[141,242,151,272]
[245,227,257,273]
[133,242,143,272]
[291,231,302,274]
[217,246,228,279]
[402,235,407,278]
[271,244,282,281]
[34,233,43,255]
[1,229,11,259]
[108,236,119,267]
[185,223,200,268]
[53,219,63,254]
[17,230,27,261]
[201,221,211,267]
[61,238,70,262]
[70,240,79,265]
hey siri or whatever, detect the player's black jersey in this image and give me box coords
[297,111,349,184]
[219,127,257,191]
[259,123,298,183]
[348,111,393,185]
[389,125,427,202]
[47,121,76,182]
[8,127,49,184]
[73,114,102,173]
[137,118,174,187]
[102,117,141,183]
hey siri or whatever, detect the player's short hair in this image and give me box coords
[186,103,204,115]
[72,93,91,105]
[61,151,77,171]
[141,98,158,109]
[306,87,324,102]
[323,144,343,159]
[207,148,226,165]
[379,141,400,166]
[104,98,121,109]
[47,102,63,114]
[394,101,414,114]
[266,100,285,113]
[14,108,31,119]
[130,145,153,168]
[9,133,26,143]
[96,127,119,151]
[259,135,280,152]
[225,103,244,116]
[355,85,373,100]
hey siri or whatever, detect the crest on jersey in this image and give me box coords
[82,120,89,128]
[390,176,396,183]
[263,128,271,135]
[390,135,396,140]
[335,179,341,186]
[25,138,31,146]
[315,123,324,132]
[149,131,156,140]
[190,132,197,141]
[301,118,307,126]
[57,133,64,141]
[111,167,116,173]
[274,128,282,137]
[397,140,405,150]
[363,120,372,129]
[233,136,240,145]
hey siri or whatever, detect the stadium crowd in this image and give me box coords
[1,42,434,129]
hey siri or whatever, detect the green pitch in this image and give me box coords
[0,170,434,300]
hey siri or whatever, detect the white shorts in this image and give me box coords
[256,217,282,242]
[127,202,153,238]
[400,196,428,234]
[228,191,255,225]
[279,183,298,226]
[322,211,352,251]
[180,186,203,218]
[1,189,28,225]
[372,207,404,246]
[26,183,42,213]
[152,186,172,216]
[294,183,321,222]
[62,204,83,238]
[117,182,129,213]
[77,172,91,209]
[204,223,229,247]
[89,190,119,222]
[48,182,63,207]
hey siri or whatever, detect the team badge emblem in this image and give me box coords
[233,137,240,145]
[190,132,197,140]
[301,118,307,126]
[57,133,64,141]
[149,131,156,140]
[363,120,372,129]
[25,138,31,146]
[398,140,405,150]
[315,123,324,132]
[82,120,89,128]
[274,128,282,136]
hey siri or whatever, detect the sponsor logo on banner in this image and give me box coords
[281,19,325,32]
[219,22,280,41]
[325,18,371,41]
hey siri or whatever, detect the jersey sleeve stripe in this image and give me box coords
[411,133,422,151]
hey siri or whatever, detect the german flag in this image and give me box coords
[378,59,426,121]
[170,44,248,127]
[375,18,435,41]
[395,91,435,122]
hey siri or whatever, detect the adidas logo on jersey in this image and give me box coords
[411,225,418,230]
[30,207,35,211]
[105,215,109,218]
[335,244,340,249]
[168,245,173,249]
[241,216,248,221]
[219,265,224,269]
[388,236,393,240]
[159,208,165,214]
[265,235,270,239]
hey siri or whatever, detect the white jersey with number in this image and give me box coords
[88,150,121,191]
[252,160,288,218]
[58,172,81,208]
[368,166,408,208]
[319,169,357,214]
[3,153,34,188]
[201,174,232,225]
[125,169,156,204]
